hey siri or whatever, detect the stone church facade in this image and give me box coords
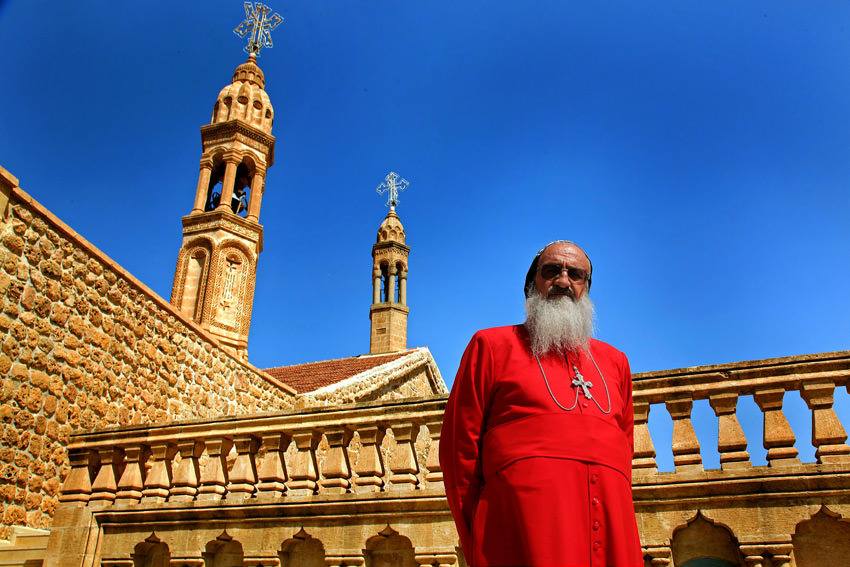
[1,52,849,567]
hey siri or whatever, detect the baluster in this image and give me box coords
[320,428,353,494]
[709,393,751,469]
[353,425,386,492]
[424,419,443,484]
[59,448,97,504]
[665,399,702,472]
[169,440,203,501]
[198,437,232,501]
[632,401,657,473]
[753,389,799,466]
[415,552,457,567]
[256,432,289,497]
[288,431,320,495]
[801,381,850,463]
[89,448,124,505]
[227,434,259,498]
[388,422,420,490]
[115,445,150,504]
[142,442,176,502]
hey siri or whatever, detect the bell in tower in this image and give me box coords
[170,6,282,360]
[370,172,411,354]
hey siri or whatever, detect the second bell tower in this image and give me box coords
[170,53,275,359]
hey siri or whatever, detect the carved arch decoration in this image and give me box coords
[671,511,743,567]
[792,505,850,567]
[131,532,171,567]
[279,527,326,567]
[206,241,255,334]
[203,531,244,567]
[174,237,214,323]
[364,525,416,567]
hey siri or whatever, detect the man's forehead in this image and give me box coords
[539,243,590,267]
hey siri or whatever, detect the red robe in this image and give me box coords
[440,325,642,567]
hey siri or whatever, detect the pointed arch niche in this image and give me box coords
[203,532,244,567]
[131,533,170,567]
[365,526,415,567]
[792,507,850,567]
[179,239,213,322]
[279,529,326,567]
[671,512,742,567]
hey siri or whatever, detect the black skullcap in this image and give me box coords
[523,240,593,297]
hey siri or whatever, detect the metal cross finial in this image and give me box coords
[376,171,409,210]
[572,366,594,399]
[234,2,283,56]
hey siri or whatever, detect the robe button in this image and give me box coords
[593,541,601,551]
[593,520,600,531]
[592,497,600,506]
[581,402,589,408]
[590,474,598,484]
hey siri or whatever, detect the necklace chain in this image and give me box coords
[534,348,612,414]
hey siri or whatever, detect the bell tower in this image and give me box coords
[370,172,410,354]
[170,52,275,359]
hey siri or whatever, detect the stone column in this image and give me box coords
[227,434,259,498]
[388,422,420,490]
[801,381,850,463]
[388,265,398,303]
[399,270,407,305]
[753,388,799,466]
[169,440,204,501]
[216,153,240,212]
[665,399,702,472]
[709,392,751,469]
[89,448,124,505]
[632,401,657,473]
[256,432,289,497]
[192,158,214,213]
[198,437,231,501]
[246,167,266,222]
[142,442,176,503]
[288,431,321,495]
[320,428,353,494]
[372,268,381,304]
[115,445,149,504]
[58,448,97,504]
[353,425,386,492]
[424,419,443,484]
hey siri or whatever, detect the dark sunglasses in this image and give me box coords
[538,263,589,283]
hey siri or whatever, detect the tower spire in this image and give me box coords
[369,172,411,354]
[169,7,281,360]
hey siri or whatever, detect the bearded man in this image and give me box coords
[440,241,642,567]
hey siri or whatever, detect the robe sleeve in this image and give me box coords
[618,352,635,458]
[440,332,494,565]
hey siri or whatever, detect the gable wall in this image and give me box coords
[0,173,294,537]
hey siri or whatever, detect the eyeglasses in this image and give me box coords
[538,263,589,283]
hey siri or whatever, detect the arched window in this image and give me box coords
[380,262,390,303]
[280,530,325,567]
[132,535,170,567]
[671,514,742,567]
[203,534,243,567]
[180,247,208,322]
[205,160,227,211]
[230,163,252,217]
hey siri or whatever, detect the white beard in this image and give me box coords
[524,291,595,357]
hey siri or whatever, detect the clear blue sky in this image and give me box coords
[2,2,849,469]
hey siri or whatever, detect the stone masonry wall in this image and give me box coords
[0,172,295,538]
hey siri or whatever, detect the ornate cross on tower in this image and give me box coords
[376,171,409,210]
[234,2,284,56]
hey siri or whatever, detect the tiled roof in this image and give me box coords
[263,351,411,393]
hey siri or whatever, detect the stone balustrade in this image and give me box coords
[631,351,850,476]
[58,398,446,508]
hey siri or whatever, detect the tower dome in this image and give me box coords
[211,54,274,133]
[376,210,406,244]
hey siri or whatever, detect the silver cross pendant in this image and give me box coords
[572,366,594,399]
